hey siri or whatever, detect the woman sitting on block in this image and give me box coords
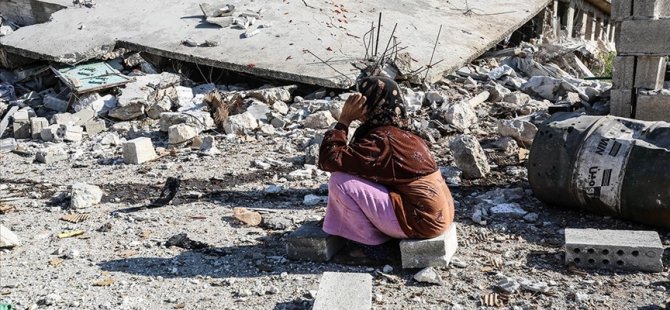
[318,76,455,249]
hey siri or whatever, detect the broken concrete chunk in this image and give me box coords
[246,101,271,121]
[489,203,527,217]
[169,124,198,145]
[450,135,490,179]
[246,86,294,104]
[503,92,531,105]
[123,137,157,164]
[0,224,20,248]
[413,267,444,285]
[223,112,258,135]
[0,138,17,153]
[99,132,121,146]
[199,135,221,156]
[29,117,48,140]
[175,86,194,108]
[74,94,118,116]
[497,119,538,147]
[51,113,80,126]
[146,97,173,120]
[36,145,68,164]
[73,108,96,126]
[70,183,103,209]
[485,82,512,103]
[272,101,289,115]
[492,136,519,155]
[84,120,106,137]
[303,111,336,129]
[442,102,477,132]
[108,102,145,121]
[520,76,573,101]
[496,276,520,294]
[303,194,327,206]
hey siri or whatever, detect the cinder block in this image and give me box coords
[635,56,667,90]
[633,0,670,19]
[12,109,30,122]
[30,117,49,140]
[62,125,83,142]
[286,222,345,262]
[565,228,664,273]
[51,113,79,126]
[636,93,670,122]
[84,120,106,137]
[12,120,30,139]
[40,124,64,142]
[400,222,458,269]
[35,146,68,164]
[73,108,96,126]
[618,19,670,55]
[313,272,372,310]
[122,137,157,164]
[612,56,636,89]
[610,89,634,118]
[611,0,633,21]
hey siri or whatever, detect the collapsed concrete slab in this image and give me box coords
[0,0,551,88]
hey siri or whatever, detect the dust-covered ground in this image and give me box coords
[1,126,669,310]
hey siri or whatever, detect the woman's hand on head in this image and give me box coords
[339,93,367,127]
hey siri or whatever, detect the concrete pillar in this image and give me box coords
[578,10,588,40]
[585,12,595,41]
[566,0,575,39]
[604,19,611,42]
[534,8,548,40]
[553,0,560,38]
[594,14,603,41]
[609,22,616,43]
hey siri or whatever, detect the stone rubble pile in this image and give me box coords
[0,41,611,188]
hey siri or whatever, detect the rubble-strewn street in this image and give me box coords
[1,0,670,309]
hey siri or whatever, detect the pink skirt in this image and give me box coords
[322,172,408,245]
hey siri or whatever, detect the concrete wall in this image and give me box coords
[610,0,670,122]
[0,0,67,26]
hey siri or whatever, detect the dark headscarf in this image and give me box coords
[352,76,412,141]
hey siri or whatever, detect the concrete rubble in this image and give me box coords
[1,2,668,309]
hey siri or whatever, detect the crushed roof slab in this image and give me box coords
[0,0,551,88]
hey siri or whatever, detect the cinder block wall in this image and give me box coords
[611,0,670,122]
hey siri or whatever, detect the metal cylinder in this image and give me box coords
[528,112,670,228]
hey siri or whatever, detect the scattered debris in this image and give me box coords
[57,230,85,239]
[60,213,91,223]
[0,224,20,248]
[165,233,210,250]
[413,267,444,285]
[70,183,103,209]
[233,207,262,226]
[149,177,181,207]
